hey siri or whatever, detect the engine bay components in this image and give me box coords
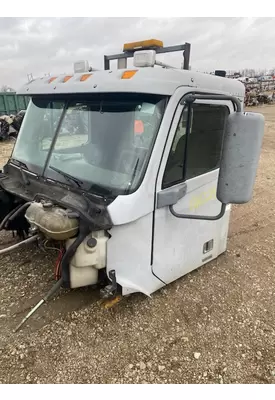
[23,200,110,289]
[25,201,79,240]
[66,230,108,288]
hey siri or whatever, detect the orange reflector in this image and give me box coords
[121,70,137,79]
[48,77,57,83]
[63,75,72,82]
[80,74,92,82]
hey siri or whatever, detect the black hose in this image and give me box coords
[8,202,31,221]
[14,277,63,333]
[0,204,22,231]
[43,278,64,302]
[60,222,89,288]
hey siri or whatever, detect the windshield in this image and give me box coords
[11,93,166,196]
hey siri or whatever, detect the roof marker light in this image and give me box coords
[80,74,92,82]
[48,77,57,83]
[121,70,137,79]
[63,75,72,82]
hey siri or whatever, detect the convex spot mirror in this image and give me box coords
[217,111,265,205]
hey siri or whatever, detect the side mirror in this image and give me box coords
[217,111,265,204]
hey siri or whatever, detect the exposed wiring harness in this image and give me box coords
[54,245,65,281]
[38,238,66,281]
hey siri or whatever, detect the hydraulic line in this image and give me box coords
[0,234,39,256]
[14,278,63,333]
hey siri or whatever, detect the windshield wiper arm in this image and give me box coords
[10,158,30,185]
[10,158,29,170]
[49,165,83,188]
[126,158,140,194]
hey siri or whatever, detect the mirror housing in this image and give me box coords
[217,111,265,204]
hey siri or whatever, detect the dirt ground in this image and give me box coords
[0,104,275,384]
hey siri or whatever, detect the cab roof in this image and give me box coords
[17,67,245,98]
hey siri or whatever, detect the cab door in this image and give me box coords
[152,96,233,284]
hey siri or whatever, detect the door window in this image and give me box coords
[162,103,229,188]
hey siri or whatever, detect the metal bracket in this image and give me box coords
[100,270,118,299]
[104,43,191,71]
[181,93,242,112]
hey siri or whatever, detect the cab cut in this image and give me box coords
[0,39,265,332]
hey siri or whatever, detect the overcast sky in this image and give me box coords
[0,17,275,90]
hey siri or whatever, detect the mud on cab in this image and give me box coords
[0,40,265,301]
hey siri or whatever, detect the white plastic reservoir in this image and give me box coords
[66,230,108,288]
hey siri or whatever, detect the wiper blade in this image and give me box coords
[126,157,140,194]
[49,165,83,188]
[49,166,112,199]
[10,158,30,185]
[89,183,114,198]
[10,158,29,170]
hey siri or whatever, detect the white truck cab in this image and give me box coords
[0,39,265,302]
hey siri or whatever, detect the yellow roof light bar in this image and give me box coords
[123,39,163,52]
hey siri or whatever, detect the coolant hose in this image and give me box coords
[0,204,22,231]
[0,202,31,231]
[8,202,31,221]
[60,223,89,288]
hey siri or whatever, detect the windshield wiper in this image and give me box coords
[126,158,140,194]
[10,158,29,170]
[49,165,113,200]
[10,158,30,185]
[89,183,115,199]
[49,165,83,188]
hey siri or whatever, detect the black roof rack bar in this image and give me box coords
[104,42,191,71]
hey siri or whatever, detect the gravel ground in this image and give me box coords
[0,105,275,384]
